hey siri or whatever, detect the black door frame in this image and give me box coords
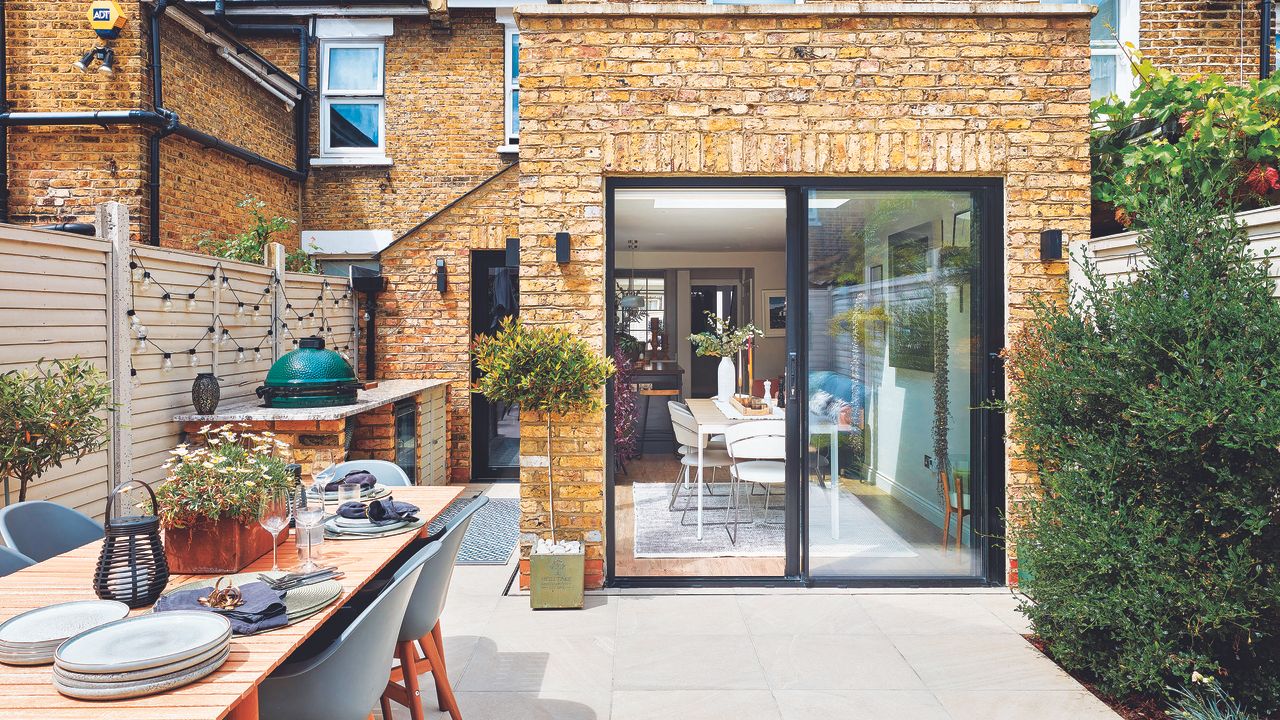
[471,249,520,482]
[603,176,1006,588]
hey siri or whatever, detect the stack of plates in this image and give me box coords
[0,600,130,666]
[165,573,343,628]
[52,612,231,700]
[324,513,426,540]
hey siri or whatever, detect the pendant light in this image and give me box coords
[620,239,643,310]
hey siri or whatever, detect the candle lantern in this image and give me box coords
[93,480,170,608]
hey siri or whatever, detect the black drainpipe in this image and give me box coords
[149,0,172,246]
[1264,0,1275,79]
[1,0,9,223]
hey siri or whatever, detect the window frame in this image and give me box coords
[1084,0,1140,100]
[319,38,388,159]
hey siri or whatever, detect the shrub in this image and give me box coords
[1002,178,1280,712]
[197,196,316,273]
[612,348,640,464]
[0,358,112,504]
[155,425,295,528]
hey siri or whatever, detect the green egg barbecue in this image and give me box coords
[256,337,361,408]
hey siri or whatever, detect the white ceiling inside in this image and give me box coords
[614,189,787,252]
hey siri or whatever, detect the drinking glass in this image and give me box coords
[258,487,291,572]
[336,482,362,507]
[294,490,326,573]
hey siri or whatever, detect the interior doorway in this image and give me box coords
[471,249,519,481]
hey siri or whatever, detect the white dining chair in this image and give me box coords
[667,403,734,525]
[722,419,787,544]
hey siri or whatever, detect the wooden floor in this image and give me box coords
[614,451,968,578]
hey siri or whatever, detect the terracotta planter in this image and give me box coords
[164,516,284,574]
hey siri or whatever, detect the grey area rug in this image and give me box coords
[427,496,521,565]
[632,483,919,559]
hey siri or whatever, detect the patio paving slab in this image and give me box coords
[374,483,1121,719]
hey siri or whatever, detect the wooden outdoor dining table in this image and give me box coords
[0,485,464,720]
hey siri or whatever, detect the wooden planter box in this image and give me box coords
[164,517,284,575]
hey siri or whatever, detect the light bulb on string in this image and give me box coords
[135,324,148,338]
[162,293,172,312]
[135,336,147,353]
[236,302,245,316]
[253,348,263,362]
[141,272,152,290]
[128,310,139,328]
[253,304,261,317]
[130,262,143,283]
[236,348,245,364]
[187,293,197,310]
[162,354,173,373]
[219,330,230,347]
[188,349,198,367]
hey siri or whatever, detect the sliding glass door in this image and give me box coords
[800,186,999,579]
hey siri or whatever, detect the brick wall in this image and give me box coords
[377,163,520,484]
[3,2,300,248]
[1141,0,1262,81]
[516,3,1094,588]
[301,11,512,236]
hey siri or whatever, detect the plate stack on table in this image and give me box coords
[310,483,391,504]
[0,600,130,666]
[163,572,344,628]
[51,612,231,700]
[324,497,426,540]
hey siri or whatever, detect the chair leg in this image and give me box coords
[378,697,391,720]
[399,640,426,720]
[421,627,462,720]
[669,464,688,511]
[956,509,965,553]
[423,622,448,711]
[942,506,952,551]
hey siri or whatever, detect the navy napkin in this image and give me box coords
[155,580,288,635]
[324,470,377,493]
[336,498,419,526]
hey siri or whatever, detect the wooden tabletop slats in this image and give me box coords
[0,486,464,720]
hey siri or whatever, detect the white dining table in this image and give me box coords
[683,399,846,540]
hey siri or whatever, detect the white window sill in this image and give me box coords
[496,143,519,155]
[310,156,394,168]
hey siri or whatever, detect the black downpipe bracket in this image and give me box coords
[1264,0,1274,80]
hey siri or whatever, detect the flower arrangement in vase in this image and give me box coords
[155,424,295,573]
[687,311,764,400]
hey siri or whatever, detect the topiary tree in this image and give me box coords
[0,358,113,505]
[472,318,615,544]
[1002,174,1280,712]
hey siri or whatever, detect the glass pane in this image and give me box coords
[806,189,983,578]
[326,47,381,92]
[1092,0,1118,43]
[1091,55,1118,101]
[328,103,380,148]
[510,90,520,137]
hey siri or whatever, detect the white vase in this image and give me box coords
[716,356,736,401]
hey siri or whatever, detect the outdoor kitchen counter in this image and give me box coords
[173,379,447,422]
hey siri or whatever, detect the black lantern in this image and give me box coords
[94,480,170,608]
[192,372,220,415]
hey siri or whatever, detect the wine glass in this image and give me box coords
[258,487,290,573]
[294,490,326,573]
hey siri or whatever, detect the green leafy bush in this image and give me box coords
[1002,179,1280,712]
[197,196,317,273]
[0,358,112,504]
[155,425,294,528]
[1092,66,1280,228]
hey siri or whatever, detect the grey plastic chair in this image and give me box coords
[381,495,488,720]
[0,546,34,577]
[0,501,103,563]
[322,459,411,487]
[258,543,433,720]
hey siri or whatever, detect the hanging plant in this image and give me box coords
[931,277,950,498]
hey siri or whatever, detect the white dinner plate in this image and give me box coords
[55,612,231,674]
[53,645,229,700]
[0,600,130,647]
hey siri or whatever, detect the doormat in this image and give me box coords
[428,496,521,565]
[631,483,918,559]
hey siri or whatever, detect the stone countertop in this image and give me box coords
[174,379,448,423]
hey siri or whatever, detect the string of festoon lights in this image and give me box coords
[126,251,356,377]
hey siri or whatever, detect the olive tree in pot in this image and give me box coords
[0,358,112,506]
[472,318,615,609]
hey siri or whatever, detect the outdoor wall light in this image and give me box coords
[506,237,520,268]
[436,258,448,293]
[73,47,115,75]
[555,232,571,264]
[1040,229,1064,262]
